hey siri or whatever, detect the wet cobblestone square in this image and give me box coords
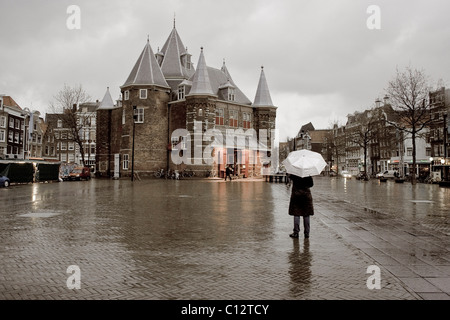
[1,177,449,300]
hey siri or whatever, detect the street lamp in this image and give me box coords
[131,105,137,181]
[21,107,39,160]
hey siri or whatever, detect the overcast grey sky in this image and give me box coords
[1,0,449,141]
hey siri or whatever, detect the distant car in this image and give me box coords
[341,170,352,179]
[0,175,10,187]
[377,170,398,179]
[69,167,91,181]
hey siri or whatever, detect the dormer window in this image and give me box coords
[178,86,185,100]
[228,88,235,101]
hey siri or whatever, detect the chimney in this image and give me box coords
[383,95,389,105]
[73,103,77,112]
[375,98,381,108]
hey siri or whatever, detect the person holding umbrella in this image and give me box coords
[282,150,327,239]
[287,174,314,238]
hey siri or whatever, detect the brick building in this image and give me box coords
[0,96,25,159]
[96,23,277,178]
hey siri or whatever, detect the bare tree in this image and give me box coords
[323,121,346,175]
[50,84,92,166]
[385,66,433,184]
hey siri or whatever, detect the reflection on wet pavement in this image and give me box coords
[1,177,447,299]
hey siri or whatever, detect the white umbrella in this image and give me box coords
[282,149,327,178]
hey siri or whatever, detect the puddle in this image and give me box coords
[410,200,434,204]
[19,212,62,218]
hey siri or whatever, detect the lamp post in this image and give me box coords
[429,157,433,178]
[131,106,137,181]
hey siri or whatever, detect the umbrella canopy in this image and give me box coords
[282,149,327,178]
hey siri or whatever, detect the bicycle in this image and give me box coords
[182,169,195,178]
[154,168,165,178]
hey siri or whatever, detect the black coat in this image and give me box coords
[288,175,314,216]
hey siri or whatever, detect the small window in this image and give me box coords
[171,137,179,150]
[134,108,144,123]
[122,108,126,125]
[178,86,185,100]
[407,148,413,156]
[9,118,14,128]
[229,110,238,127]
[0,130,4,142]
[215,108,224,125]
[0,116,6,128]
[123,154,129,170]
[57,119,62,128]
[140,89,147,99]
[124,90,130,101]
[228,88,235,101]
[198,108,203,116]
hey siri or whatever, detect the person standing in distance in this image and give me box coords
[288,175,314,239]
[225,165,232,181]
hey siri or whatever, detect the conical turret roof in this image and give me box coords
[188,47,215,96]
[122,39,169,89]
[160,25,195,79]
[253,66,274,107]
[98,87,116,110]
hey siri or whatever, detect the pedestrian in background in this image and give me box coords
[225,165,232,181]
[288,175,314,239]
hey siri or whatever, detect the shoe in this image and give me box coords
[289,233,299,238]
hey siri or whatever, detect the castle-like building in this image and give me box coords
[96,22,277,178]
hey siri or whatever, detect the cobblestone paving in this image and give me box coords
[1,178,447,300]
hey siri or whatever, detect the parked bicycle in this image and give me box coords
[154,168,165,178]
[206,170,216,178]
[182,169,195,178]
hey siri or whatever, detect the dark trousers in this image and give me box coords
[293,215,310,235]
[225,174,232,181]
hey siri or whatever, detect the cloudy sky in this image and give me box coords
[1,0,449,141]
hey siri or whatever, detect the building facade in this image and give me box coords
[429,87,449,181]
[96,24,277,178]
[0,96,25,159]
[44,101,99,168]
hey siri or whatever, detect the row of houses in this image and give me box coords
[281,89,450,182]
[0,94,98,170]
